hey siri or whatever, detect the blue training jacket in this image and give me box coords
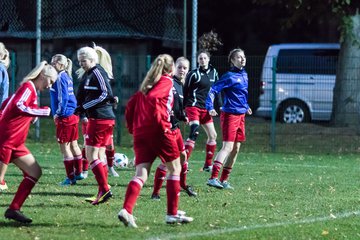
[206,67,249,114]
[0,63,9,106]
[50,70,77,117]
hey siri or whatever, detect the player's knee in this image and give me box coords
[188,124,200,141]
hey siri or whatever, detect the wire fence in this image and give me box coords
[7,53,360,154]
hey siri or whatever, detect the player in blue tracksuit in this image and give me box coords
[50,54,83,186]
[205,48,252,190]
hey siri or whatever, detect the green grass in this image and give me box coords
[2,117,360,239]
[1,139,360,239]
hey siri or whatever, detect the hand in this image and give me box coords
[74,106,84,115]
[31,117,38,124]
[247,108,252,115]
[209,109,218,116]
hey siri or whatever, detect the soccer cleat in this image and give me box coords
[202,165,213,172]
[183,185,197,197]
[109,166,119,177]
[82,171,88,179]
[166,213,193,224]
[4,208,32,224]
[118,208,138,228]
[0,181,8,191]
[75,173,85,180]
[221,181,234,190]
[151,194,161,201]
[207,178,223,189]
[91,190,113,205]
[60,177,76,186]
[177,210,186,216]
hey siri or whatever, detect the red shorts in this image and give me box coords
[55,115,79,143]
[85,118,115,148]
[220,112,246,142]
[0,145,30,165]
[174,128,185,151]
[134,130,180,165]
[185,106,213,124]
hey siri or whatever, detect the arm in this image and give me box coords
[83,68,110,109]
[153,76,173,132]
[206,74,229,112]
[183,71,194,107]
[16,85,50,117]
[56,74,70,116]
[0,66,9,105]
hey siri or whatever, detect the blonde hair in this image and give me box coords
[77,47,99,64]
[175,56,189,67]
[51,54,73,76]
[0,42,10,69]
[228,48,244,66]
[93,44,113,79]
[140,54,174,94]
[21,61,58,85]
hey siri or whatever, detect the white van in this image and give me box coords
[256,43,340,123]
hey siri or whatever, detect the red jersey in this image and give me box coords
[126,74,173,136]
[0,81,50,148]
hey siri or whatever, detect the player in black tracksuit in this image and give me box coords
[76,46,115,205]
[183,50,221,171]
[151,57,197,199]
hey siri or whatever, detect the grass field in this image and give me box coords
[1,117,360,239]
[1,139,360,239]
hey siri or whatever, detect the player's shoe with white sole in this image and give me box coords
[60,177,76,186]
[91,190,112,205]
[207,178,223,189]
[166,213,193,224]
[0,181,8,191]
[118,208,138,228]
[202,165,213,172]
[221,181,234,190]
[108,166,119,177]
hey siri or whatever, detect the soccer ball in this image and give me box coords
[114,153,129,168]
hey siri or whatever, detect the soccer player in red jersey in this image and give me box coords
[118,54,193,228]
[0,61,57,223]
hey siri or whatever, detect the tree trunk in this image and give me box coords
[332,13,360,126]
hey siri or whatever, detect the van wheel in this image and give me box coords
[278,101,310,123]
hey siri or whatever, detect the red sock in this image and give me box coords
[73,154,83,175]
[9,175,38,210]
[152,165,167,195]
[220,167,232,182]
[82,148,89,171]
[63,157,75,179]
[180,162,188,189]
[123,177,144,214]
[185,139,195,160]
[90,159,109,192]
[102,160,108,178]
[106,149,115,167]
[166,175,180,216]
[211,160,223,179]
[205,143,216,167]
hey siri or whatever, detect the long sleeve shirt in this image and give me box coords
[76,64,115,119]
[0,63,9,106]
[125,74,173,136]
[0,81,50,148]
[50,70,77,117]
[183,64,220,109]
[206,67,250,114]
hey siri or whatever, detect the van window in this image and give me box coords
[277,49,339,75]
